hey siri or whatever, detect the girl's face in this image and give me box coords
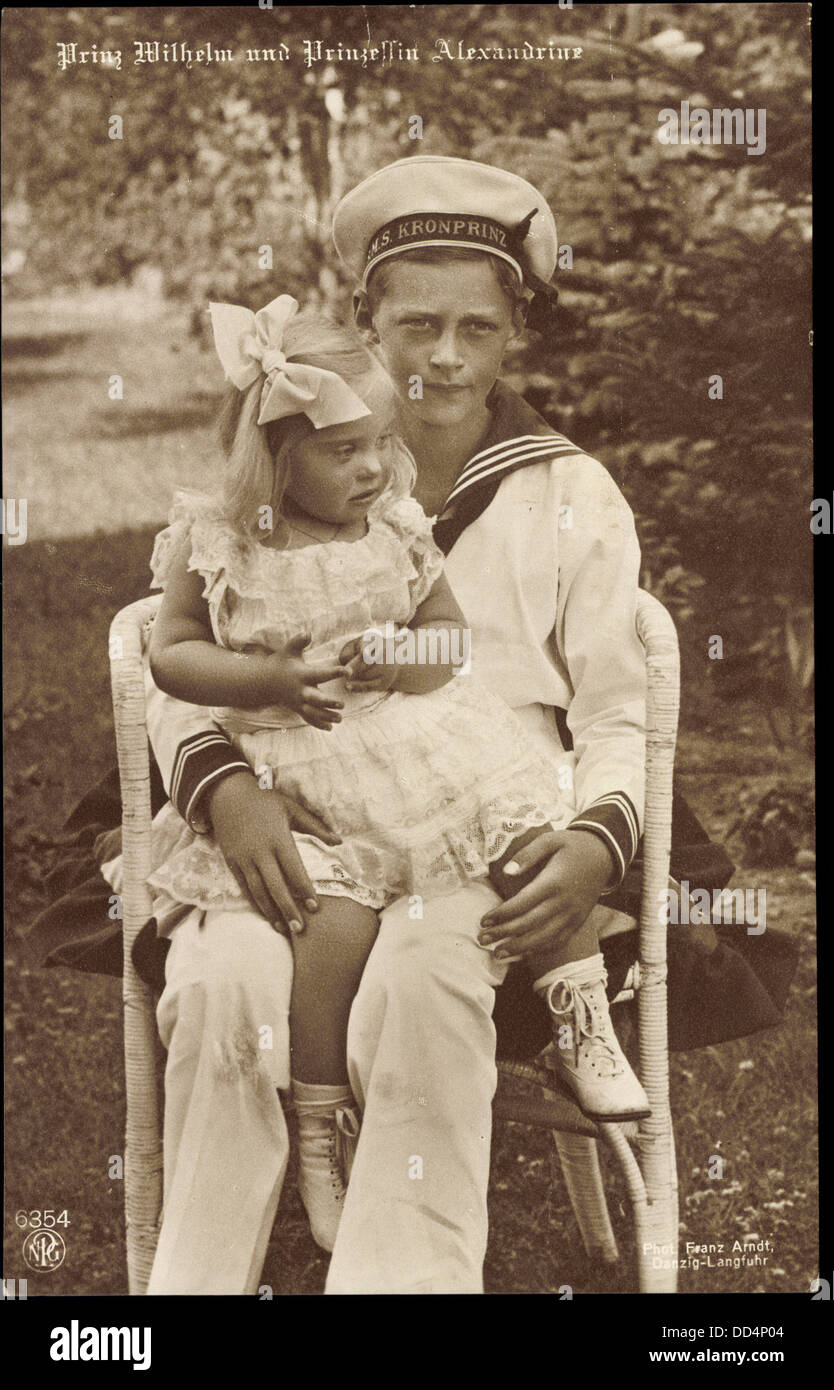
[284,402,396,526]
[368,259,519,428]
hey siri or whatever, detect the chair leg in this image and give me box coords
[635,1124,679,1293]
[552,1131,619,1264]
[123,982,164,1294]
[597,1120,678,1293]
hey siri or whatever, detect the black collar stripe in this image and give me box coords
[460,431,570,472]
[446,450,565,507]
[454,436,581,490]
[451,434,581,491]
[446,440,582,506]
[432,383,584,552]
[446,446,563,504]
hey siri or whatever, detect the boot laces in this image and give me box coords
[549,977,623,1078]
[299,1111,345,1192]
[335,1105,361,1186]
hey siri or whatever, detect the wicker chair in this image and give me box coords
[494,587,681,1292]
[108,587,680,1295]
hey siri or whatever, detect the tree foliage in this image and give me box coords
[2,4,812,726]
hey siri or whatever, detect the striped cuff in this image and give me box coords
[171,732,252,834]
[569,792,640,890]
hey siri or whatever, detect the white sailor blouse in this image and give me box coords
[145,381,645,885]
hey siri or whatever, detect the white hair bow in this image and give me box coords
[208,294,371,429]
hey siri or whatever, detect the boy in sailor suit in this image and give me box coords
[129,156,651,1293]
[40,153,793,1296]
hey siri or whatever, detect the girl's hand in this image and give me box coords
[338,630,400,694]
[264,632,346,730]
[477,829,616,960]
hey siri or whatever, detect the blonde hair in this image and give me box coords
[215,309,414,537]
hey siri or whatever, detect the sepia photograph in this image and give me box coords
[2,1,817,1327]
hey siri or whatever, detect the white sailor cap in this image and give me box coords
[332,156,559,294]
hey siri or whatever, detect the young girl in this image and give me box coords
[144,293,649,1250]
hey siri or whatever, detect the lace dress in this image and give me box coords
[143,489,573,932]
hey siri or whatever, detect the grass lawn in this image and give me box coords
[2,288,221,543]
[3,296,818,1296]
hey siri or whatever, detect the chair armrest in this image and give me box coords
[108,596,162,967]
[635,589,680,972]
[634,590,680,1149]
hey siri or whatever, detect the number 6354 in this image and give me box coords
[15,1209,70,1229]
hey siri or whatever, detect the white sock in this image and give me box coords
[291,1079,353,1113]
[531,951,606,997]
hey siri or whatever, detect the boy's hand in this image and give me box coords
[477,829,617,960]
[207,771,341,934]
[338,629,400,694]
[264,632,346,730]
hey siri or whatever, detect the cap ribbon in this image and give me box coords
[208,294,371,429]
[362,212,526,286]
[508,207,561,336]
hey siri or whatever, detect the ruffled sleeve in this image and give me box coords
[378,495,446,612]
[149,490,228,593]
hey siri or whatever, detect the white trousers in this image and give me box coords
[147,908,293,1296]
[147,882,506,1295]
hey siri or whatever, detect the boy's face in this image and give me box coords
[366,259,518,428]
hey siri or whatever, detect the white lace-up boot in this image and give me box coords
[533,954,651,1121]
[292,1081,361,1251]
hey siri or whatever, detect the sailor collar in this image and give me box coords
[432,381,584,555]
